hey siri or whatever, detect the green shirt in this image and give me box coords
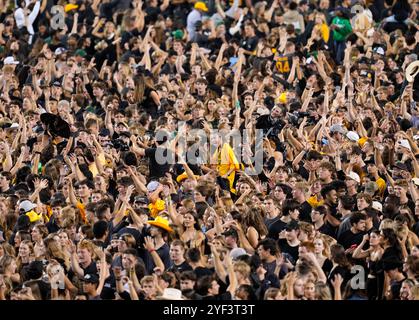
[331,17,352,42]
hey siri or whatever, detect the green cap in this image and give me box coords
[171,29,184,40]
[75,49,87,57]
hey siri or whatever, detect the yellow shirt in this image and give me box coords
[214,143,241,194]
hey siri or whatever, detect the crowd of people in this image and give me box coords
[0,0,418,301]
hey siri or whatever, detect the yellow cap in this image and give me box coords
[64,4,79,12]
[194,1,208,12]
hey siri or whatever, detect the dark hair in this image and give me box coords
[180,270,197,282]
[282,199,300,216]
[196,274,217,296]
[349,212,366,226]
[339,195,355,211]
[320,184,336,199]
[92,220,108,239]
[186,248,201,263]
[257,238,278,256]
[236,284,257,300]
[330,244,350,268]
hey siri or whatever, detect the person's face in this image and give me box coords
[313,238,324,255]
[59,232,68,247]
[318,167,331,181]
[294,279,305,297]
[82,281,95,293]
[289,209,299,221]
[18,243,30,257]
[354,219,366,232]
[92,192,102,203]
[31,228,41,242]
[304,282,315,300]
[244,25,254,37]
[285,229,298,241]
[271,106,282,118]
[400,282,412,300]
[239,183,251,195]
[170,245,184,262]
[394,186,406,198]
[326,190,338,205]
[180,279,195,291]
[77,248,92,265]
[78,184,91,198]
[122,253,135,270]
[183,213,196,228]
[244,95,253,106]
[209,280,220,295]
[14,232,23,247]
[311,210,323,223]
[276,169,288,182]
[411,246,419,258]
[369,232,380,246]
[142,281,156,297]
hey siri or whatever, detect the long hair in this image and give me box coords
[243,207,268,238]
[16,240,34,271]
[44,236,70,270]
[330,244,351,268]
[315,282,332,300]
[133,74,155,103]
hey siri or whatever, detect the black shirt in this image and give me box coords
[167,260,192,274]
[337,229,366,250]
[299,201,312,223]
[266,217,286,241]
[240,36,259,52]
[145,147,173,179]
[277,239,299,264]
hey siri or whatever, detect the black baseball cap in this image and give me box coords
[83,273,99,284]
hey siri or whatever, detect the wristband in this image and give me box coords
[148,248,156,253]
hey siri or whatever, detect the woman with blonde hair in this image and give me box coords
[0,255,20,287]
[44,235,71,272]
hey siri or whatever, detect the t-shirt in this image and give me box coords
[337,229,366,250]
[202,291,232,301]
[277,239,299,264]
[266,217,286,240]
[145,147,173,179]
[299,201,313,222]
[240,36,259,53]
[167,260,192,274]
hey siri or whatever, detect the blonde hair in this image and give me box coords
[140,275,155,286]
[233,261,251,278]
[315,282,332,300]
[379,219,395,231]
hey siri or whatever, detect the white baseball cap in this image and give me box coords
[346,171,360,184]
[397,139,411,151]
[4,56,19,65]
[346,131,360,142]
[371,201,382,212]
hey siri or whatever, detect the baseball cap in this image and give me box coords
[230,248,249,260]
[52,81,61,87]
[75,49,87,57]
[171,29,184,40]
[147,181,160,192]
[373,47,385,56]
[397,139,411,151]
[4,56,19,65]
[346,171,360,184]
[19,200,37,213]
[134,196,149,205]
[54,47,67,55]
[346,131,360,141]
[371,201,382,212]
[194,1,208,12]
[83,273,99,284]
